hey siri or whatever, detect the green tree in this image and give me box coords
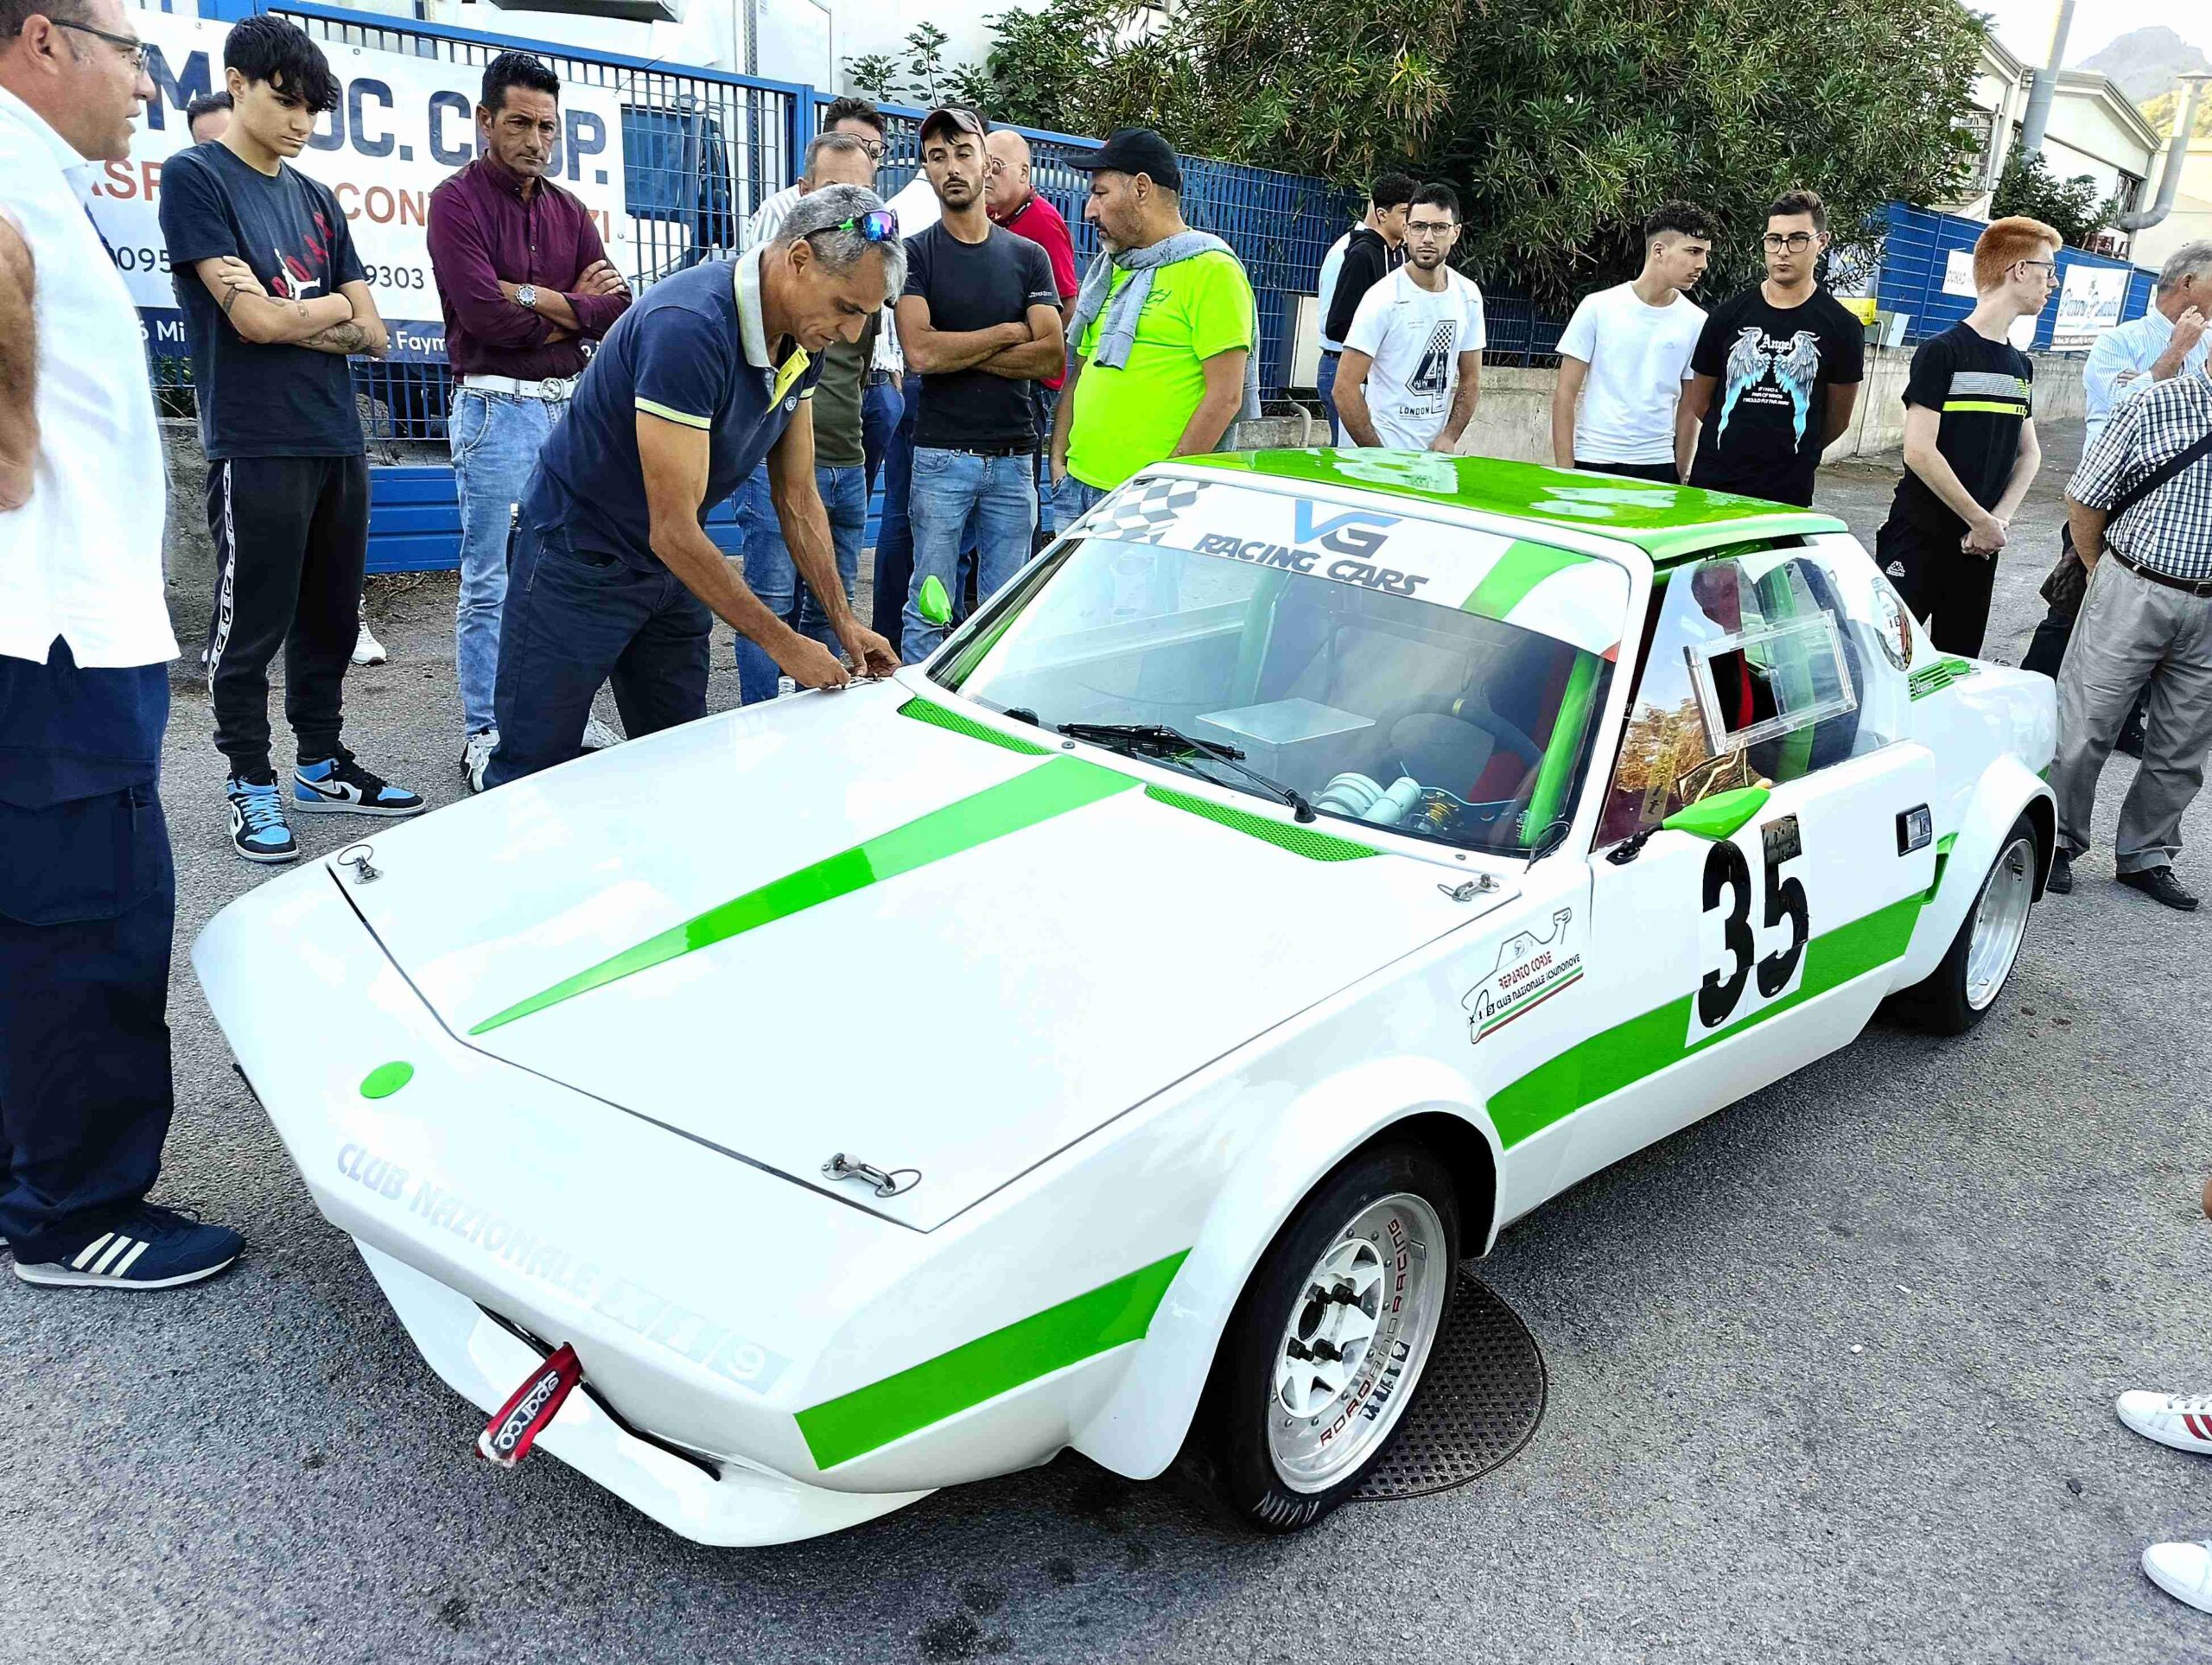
[1989,148,2121,250]
[845,23,994,109]
[963,0,1986,302]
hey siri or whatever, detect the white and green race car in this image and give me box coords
[194,450,2056,1545]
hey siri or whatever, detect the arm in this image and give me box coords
[0,216,34,511]
[563,217,631,340]
[298,279,389,359]
[1173,347,1248,456]
[2066,497,2110,568]
[895,295,1031,374]
[196,258,354,346]
[1818,381,1858,451]
[766,404,897,675]
[1551,356,1589,469]
[1677,373,1714,480]
[1990,418,2040,524]
[496,278,578,340]
[425,198,560,351]
[1049,354,1084,481]
[972,302,1065,379]
[1333,348,1382,448]
[2150,307,2207,382]
[1433,350,1480,453]
[1323,240,1382,346]
[1900,404,2006,555]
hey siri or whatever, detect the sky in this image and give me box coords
[1973,0,2205,69]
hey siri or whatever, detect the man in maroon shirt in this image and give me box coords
[986,128,1081,541]
[426,51,632,790]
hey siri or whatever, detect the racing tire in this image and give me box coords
[1188,1143,1460,1534]
[1888,811,2040,1036]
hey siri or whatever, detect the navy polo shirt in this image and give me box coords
[524,254,822,571]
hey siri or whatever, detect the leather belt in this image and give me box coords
[462,374,578,401]
[930,442,1035,458]
[2111,547,2212,599]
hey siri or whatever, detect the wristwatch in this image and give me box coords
[514,284,539,311]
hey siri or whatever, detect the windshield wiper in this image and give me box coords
[1057,721,1318,823]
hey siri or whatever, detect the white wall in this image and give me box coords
[2132,141,2212,273]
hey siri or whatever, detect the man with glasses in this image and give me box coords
[2,0,247,1287]
[1872,215,2059,658]
[482,186,899,788]
[1681,187,1864,508]
[1334,183,1484,452]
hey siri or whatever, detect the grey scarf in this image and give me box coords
[1068,230,1262,422]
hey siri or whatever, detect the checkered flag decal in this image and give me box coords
[1078,477,1207,545]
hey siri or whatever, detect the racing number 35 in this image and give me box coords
[1697,816,1809,1030]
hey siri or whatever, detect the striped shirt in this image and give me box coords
[2068,370,2212,584]
[1891,322,2034,537]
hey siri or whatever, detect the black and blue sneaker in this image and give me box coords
[12,1202,243,1290]
[227,773,299,864]
[294,752,425,818]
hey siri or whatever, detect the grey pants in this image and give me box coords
[2052,556,2212,874]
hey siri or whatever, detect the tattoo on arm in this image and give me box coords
[220,285,243,318]
[300,320,371,355]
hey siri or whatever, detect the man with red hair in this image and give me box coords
[1872,215,2060,657]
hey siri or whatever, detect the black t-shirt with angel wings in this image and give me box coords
[1687,286,1866,507]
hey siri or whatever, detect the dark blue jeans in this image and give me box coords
[1316,351,1341,444]
[861,376,899,499]
[869,380,918,653]
[485,515,713,789]
[734,462,869,706]
[0,782,175,1254]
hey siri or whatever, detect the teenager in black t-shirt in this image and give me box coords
[1681,188,1864,507]
[1872,216,2059,658]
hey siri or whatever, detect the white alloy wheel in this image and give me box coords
[1267,1192,1450,1493]
[1964,834,2036,1011]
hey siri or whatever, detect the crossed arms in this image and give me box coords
[194,255,388,359]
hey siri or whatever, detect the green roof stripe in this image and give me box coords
[796,1250,1189,1470]
[1485,893,1923,1148]
[1463,539,1590,621]
[471,756,1134,1034]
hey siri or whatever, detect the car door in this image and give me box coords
[1541,543,1938,1201]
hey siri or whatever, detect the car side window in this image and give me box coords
[1599,548,1893,846]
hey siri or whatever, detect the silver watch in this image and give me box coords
[514,284,539,310]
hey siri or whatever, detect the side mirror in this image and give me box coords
[915,575,953,629]
[1662,785,1770,842]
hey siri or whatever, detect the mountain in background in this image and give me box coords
[2078,25,2209,105]
[2139,86,2212,141]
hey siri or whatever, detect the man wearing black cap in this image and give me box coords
[893,105,1065,663]
[1052,128,1257,527]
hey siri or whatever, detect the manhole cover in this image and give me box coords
[1351,1271,1546,1503]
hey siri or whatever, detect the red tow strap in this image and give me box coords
[476,1342,584,1469]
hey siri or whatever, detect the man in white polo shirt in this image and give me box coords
[1551,201,1714,482]
[0,0,244,1288]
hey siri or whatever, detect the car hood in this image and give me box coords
[340,680,1484,1229]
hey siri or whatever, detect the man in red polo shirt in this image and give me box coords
[986,128,1080,539]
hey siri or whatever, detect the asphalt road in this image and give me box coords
[7,423,2212,1665]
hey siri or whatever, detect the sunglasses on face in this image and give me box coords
[53,19,149,70]
[834,210,899,244]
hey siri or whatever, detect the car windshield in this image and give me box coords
[933,477,1630,855]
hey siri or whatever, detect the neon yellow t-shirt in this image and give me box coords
[1068,251,1256,490]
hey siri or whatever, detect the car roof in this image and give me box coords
[1179,449,1847,565]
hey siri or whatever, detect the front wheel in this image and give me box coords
[1889,810,2040,1035]
[1191,1144,1459,1533]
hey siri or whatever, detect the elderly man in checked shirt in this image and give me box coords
[2048,365,2212,912]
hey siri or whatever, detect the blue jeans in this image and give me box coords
[869,382,918,651]
[485,514,711,789]
[1315,352,1341,444]
[734,462,868,706]
[904,448,1038,663]
[861,376,899,498]
[1052,473,1109,528]
[451,387,564,736]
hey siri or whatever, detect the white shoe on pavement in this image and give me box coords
[461,728,499,795]
[2144,1541,2212,1613]
[2117,1391,2212,1455]
[582,714,623,751]
[352,617,388,666]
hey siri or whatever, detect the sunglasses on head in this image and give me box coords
[835,210,899,245]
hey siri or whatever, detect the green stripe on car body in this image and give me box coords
[897,696,1051,755]
[472,757,1135,1034]
[1144,785,1377,861]
[1463,540,1589,621]
[1484,894,1923,1149]
[1908,658,1978,701]
[796,1250,1190,1470]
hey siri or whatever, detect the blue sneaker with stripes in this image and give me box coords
[294,752,425,817]
[13,1203,243,1290]
[227,774,298,864]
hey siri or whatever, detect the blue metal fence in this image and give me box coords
[1873,201,2158,348]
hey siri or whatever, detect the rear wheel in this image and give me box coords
[1891,811,2039,1035]
[1192,1144,1459,1533]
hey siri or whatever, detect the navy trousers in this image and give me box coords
[0,783,175,1255]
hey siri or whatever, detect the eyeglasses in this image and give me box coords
[2017,259,2057,277]
[52,19,149,70]
[1762,232,1818,253]
[833,210,899,244]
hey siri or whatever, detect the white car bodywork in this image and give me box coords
[194,459,2055,1546]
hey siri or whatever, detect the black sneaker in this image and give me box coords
[2047,848,2074,895]
[12,1203,243,1290]
[294,752,425,817]
[2118,867,2199,912]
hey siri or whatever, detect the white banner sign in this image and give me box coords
[1941,249,1976,298]
[90,14,631,361]
[2050,263,2128,353]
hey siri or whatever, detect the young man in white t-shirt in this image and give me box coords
[1338,184,1485,452]
[1551,201,1714,482]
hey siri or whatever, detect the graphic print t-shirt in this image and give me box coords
[1555,282,1707,465]
[1687,286,1865,506]
[159,142,368,461]
[1344,266,1486,451]
[1888,322,2034,538]
[902,222,1058,450]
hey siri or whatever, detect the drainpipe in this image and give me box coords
[2017,0,2075,161]
[2120,74,2211,232]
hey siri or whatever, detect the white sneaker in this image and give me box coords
[2144,1541,2212,1613]
[2117,1391,2212,1455]
[352,618,388,666]
[461,728,499,795]
[582,714,623,751]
